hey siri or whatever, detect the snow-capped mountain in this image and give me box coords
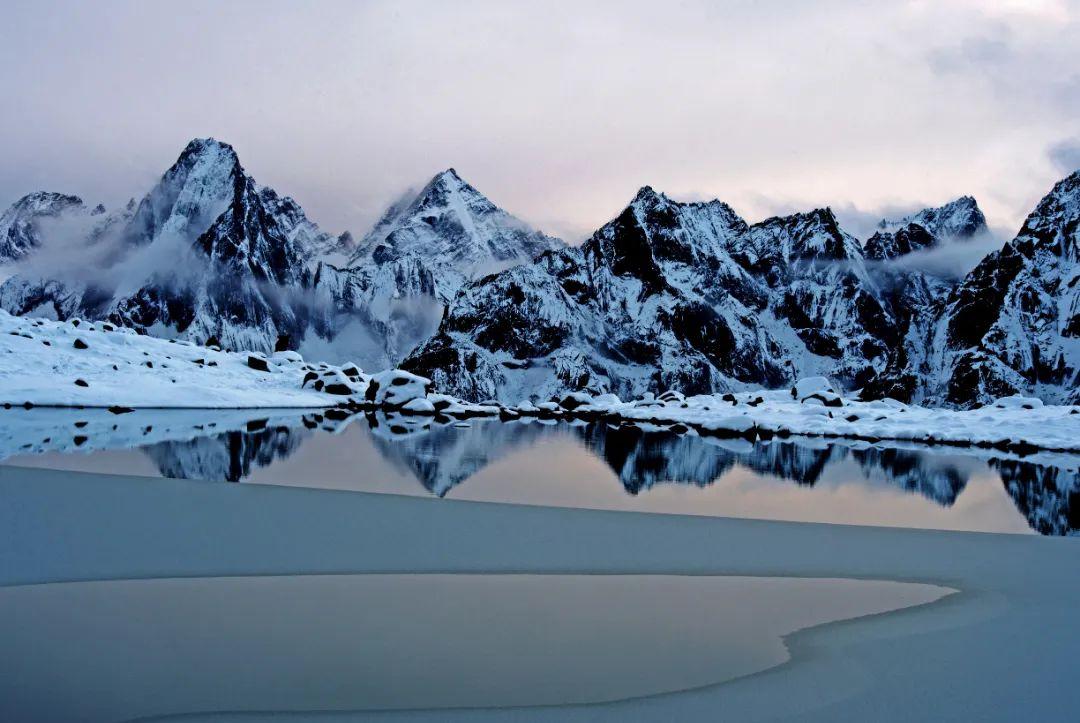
[926,171,1080,407]
[402,187,900,402]
[0,145,563,368]
[876,195,987,241]
[402,170,1080,409]
[3,141,1076,410]
[0,192,86,263]
[307,168,564,367]
[0,139,376,358]
[348,168,564,301]
[859,197,991,402]
[865,197,987,261]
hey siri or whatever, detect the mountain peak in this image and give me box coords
[8,191,84,215]
[0,192,86,262]
[179,136,236,158]
[1015,169,1080,255]
[121,138,246,248]
[879,196,986,240]
[351,169,563,297]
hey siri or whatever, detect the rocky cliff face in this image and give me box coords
[404,172,1080,409]
[933,172,1080,407]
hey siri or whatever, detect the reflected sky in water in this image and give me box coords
[1,408,1077,536]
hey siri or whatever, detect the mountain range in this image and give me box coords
[1,137,1077,408]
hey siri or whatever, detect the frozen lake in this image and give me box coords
[0,573,948,721]
[1,463,1077,721]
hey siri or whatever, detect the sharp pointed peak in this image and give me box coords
[173,137,242,172]
[181,137,235,154]
[630,186,670,207]
[424,167,469,189]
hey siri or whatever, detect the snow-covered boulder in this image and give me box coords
[557,391,594,410]
[366,369,431,407]
[792,377,843,407]
[401,397,437,414]
[991,395,1045,410]
[792,377,834,398]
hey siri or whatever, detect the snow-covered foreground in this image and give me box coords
[1,466,1076,721]
[0,310,364,408]
[1,311,1078,453]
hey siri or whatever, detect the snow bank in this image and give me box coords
[1,312,1077,453]
[0,311,381,409]
[578,385,1080,454]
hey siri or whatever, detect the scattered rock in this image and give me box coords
[323,383,353,395]
[73,338,88,350]
[247,355,270,372]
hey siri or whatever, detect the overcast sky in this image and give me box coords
[2,0,1078,242]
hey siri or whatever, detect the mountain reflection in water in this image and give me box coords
[1,408,1077,537]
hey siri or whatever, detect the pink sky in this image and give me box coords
[2,0,1078,245]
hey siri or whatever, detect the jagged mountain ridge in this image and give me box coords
[1,142,1077,409]
[403,174,1079,409]
[933,171,1080,406]
[402,186,928,402]
[0,141,553,367]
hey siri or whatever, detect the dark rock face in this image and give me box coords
[407,175,1075,408]
[865,223,937,261]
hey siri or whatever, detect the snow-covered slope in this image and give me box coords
[0,310,354,408]
[303,169,566,368]
[0,313,1076,463]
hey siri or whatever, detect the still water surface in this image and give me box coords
[1,407,1076,535]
